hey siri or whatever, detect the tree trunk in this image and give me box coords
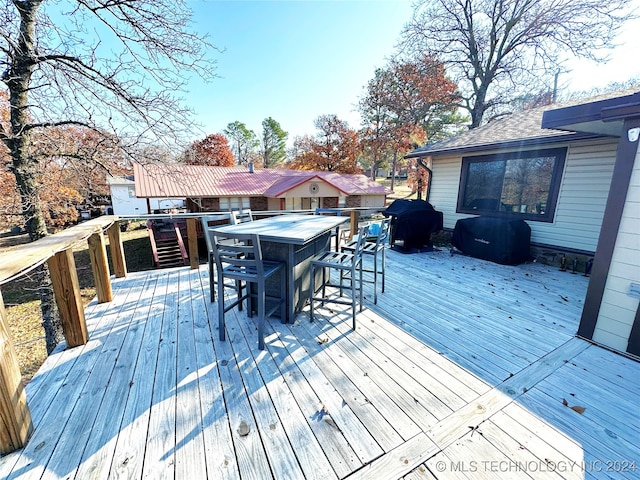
[4,0,63,354]
[390,150,398,192]
[34,264,64,353]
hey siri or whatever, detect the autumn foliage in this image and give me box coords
[359,54,459,179]
[1,91,128,231]
[289,115,361,174]
[183,133,235,166]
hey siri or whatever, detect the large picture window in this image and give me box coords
[457,148,566,222]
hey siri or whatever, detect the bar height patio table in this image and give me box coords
[210,213,349,322]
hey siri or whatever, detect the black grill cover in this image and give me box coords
[452,217,531,265]
[383,199,443,250]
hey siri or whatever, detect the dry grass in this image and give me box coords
[0,222,152,382]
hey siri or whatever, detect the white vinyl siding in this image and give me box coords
[592,143,640,352]
[534,140,617,252]
[429,156,464,228]
[429,139,617,253]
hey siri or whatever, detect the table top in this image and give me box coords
[210,214,348,245]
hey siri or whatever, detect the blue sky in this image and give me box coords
[183,0,640,145]
[186,0,414,143]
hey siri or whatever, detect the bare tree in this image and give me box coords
[1,0,216,351]
[401,0,633,128]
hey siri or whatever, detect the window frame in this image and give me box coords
[456,147,567,223]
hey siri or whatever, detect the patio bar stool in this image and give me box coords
[202,214,243,304]
[212,232,286,350]
[341,218,390,304]
[309,225,369,329]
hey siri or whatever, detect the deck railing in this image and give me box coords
[0,207,380,454]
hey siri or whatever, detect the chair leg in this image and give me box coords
[237,280,244,312]
[218,277,225,341]
[310,263,316,322]
[257,283,265,350]
[373,253,378,304]
[381,249,386,293]
[358,261,364,313]
[351,266,357,329]
[209,255,215,302]
[279,267,287,323]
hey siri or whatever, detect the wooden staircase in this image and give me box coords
[146,220,189,268]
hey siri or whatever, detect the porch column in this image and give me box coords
[107,222,127,278]
[187,218,199,269]
[47,248,88,347]
[0,292,33,453]
[88,231,113,303]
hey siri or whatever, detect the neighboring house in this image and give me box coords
[407,90,640,357]
[132,163,390,213]
[106,174,185,215]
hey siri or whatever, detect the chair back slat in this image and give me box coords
[212,232,264,278]
[376,218,391,247]
[202,214,231,252]
[351,225,370,262]
[230,209,254,225]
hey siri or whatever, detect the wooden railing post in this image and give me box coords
[0,291,33,454]
[88,231,113,303]
[186,218,199,270]
[349,210,360,241]
[107,222,127,278]
[47,248,88,347]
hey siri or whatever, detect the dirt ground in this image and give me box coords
[0,222,151,382]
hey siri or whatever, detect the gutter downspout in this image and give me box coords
[416,156,433,202]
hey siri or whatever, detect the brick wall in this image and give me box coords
[199,198,220,212]
[322,197,339,208]
[249,197,269,211]
[345,195,361,208]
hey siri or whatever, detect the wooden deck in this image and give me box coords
[1,248,638,479]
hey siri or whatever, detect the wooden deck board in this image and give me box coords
[0,246,637,480]
[174,269,208,478]
[229,306,338,480]
[141,269,180,479]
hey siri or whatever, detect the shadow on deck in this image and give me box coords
[0,249,638,479]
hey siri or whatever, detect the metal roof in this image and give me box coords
[133,163,391,198]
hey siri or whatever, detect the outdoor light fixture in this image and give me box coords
[628,127,640,142]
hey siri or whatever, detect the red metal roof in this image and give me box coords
[133,163,390,198]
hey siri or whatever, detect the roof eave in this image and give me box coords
[542,92,640,136]
[405,131,606,159]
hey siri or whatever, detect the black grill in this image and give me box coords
[383,199,443,253]
[452,216,531,265]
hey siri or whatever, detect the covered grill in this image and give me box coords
[452,216,531,265]
[383,199,443,253]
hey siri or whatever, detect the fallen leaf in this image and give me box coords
[237,420,250,437]
[562,398,586,414]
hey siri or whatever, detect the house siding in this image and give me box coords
[592,143,640,352]
[428,139,617,253]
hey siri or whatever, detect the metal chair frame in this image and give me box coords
[341,218,390,304]
[309,225,369,329]
[212,232,286,350]
[202,214,242,304]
